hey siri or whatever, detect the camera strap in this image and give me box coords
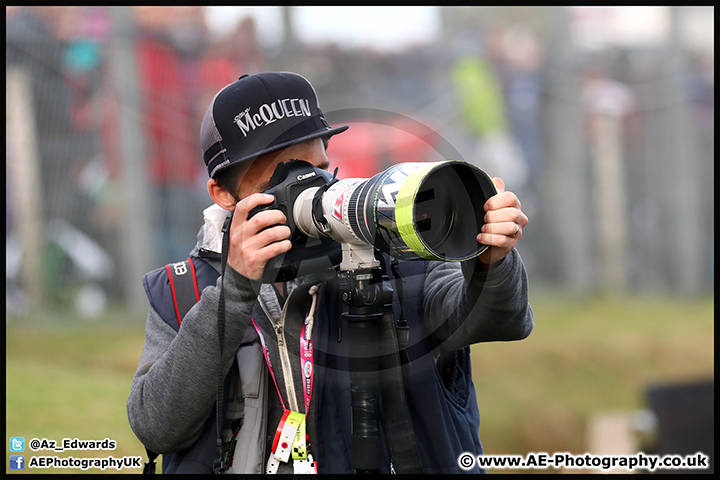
[213,212,233,474]
[379,273,423,474]
[389,257,410,354]
[142,449,159,474]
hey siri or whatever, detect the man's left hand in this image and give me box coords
[476,177,529,267]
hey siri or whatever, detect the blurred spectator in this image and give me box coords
[321,117,441,180]
[56,7,113,241]
[198,16,267,128]
[322,123,384,179]
[129,9,273,266]
[451,28,529,192]
[488,25,544,200]
[132,6,209,266]
[6,7,88,225]
[7,6,116,304]
[205,16,266,80]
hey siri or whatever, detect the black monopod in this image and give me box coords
[338,263,386,474]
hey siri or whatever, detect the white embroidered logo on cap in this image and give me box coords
[233,98,312,138]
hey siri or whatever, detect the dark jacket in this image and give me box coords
[128,205,534,474]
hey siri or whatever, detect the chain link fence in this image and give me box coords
[6,6,714,319]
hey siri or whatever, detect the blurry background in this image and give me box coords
[6,6,713,474]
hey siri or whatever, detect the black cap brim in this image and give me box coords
[212,124,349,176]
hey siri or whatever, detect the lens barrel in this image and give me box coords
[295,160,497,262]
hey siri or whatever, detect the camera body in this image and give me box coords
[247,159,342,282]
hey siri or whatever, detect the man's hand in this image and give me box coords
[476,177,528,267]
[227,193,292,280]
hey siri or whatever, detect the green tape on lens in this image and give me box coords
[395,162,445,261]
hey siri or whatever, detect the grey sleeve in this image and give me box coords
[422,248,534,352]
[126,267,262,454]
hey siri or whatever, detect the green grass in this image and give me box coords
[5,292,714,474]
[472,290,714,473]
[6,308,148,474]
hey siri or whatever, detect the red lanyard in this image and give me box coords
[250,318,314,414]
[300,321,314,414]
[253,287,320,474]
[251,318,287,411]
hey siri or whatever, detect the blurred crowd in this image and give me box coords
[6,6,714,314]
[6,6,270,311]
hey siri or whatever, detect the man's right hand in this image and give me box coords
[227,193,292,280]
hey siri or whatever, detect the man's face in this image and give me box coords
[235,138,330,200]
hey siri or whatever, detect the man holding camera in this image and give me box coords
[128,72,533,474]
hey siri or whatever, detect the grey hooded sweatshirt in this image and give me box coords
[127,204,534,474]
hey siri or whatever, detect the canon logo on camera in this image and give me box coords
[297,172,317,181]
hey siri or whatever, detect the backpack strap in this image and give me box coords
[143,257,220,332]
[140,256,221,473]
[165,259,200,327]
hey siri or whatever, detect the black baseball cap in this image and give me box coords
[200,72,349,178]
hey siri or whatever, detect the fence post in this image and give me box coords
[540,7,594,294]
[108,7,156,312]
[6,67,45,311]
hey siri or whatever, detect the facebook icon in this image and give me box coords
[10,455,25,470]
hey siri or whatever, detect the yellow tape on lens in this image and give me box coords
[395,160,498,262]
[395,162,446,261]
